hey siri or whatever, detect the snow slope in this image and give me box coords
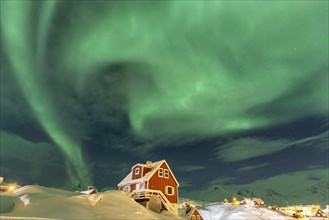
[184,179,328,208]
[0,185,316,220]
[198,203,293,220]
[0,185,183,219]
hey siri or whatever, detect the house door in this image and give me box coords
[135,182,145,191]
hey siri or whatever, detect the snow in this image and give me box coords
[0,194,18,213]
[117,172,144,187]
[1,185,322,220]
[198,203,294,220]
[0,185,183,220]
[117,172,133,186]
[80,189,96,195]
[18,195,30,206]
[117,161,163,187]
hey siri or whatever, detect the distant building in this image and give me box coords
[240,198,252,205]
[252,198,265,206]
[118,160,179,215]
[179,207,204,220]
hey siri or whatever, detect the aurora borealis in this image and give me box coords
[1,1,328,205]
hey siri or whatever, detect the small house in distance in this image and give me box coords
[179,204,204,220]
[252,198,265,206]
[187,208,204,220]
[118,160,179,215]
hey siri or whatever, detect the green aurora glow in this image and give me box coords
[1,1,327,184]
[56,1,327,137]
[1,1,91,185]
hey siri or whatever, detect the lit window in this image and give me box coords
[165,186,174,196]
[158,168,163,177]
[164,169,169,178]
[192,216,196,220]
[135,167,140,175]
[197,215,201,220]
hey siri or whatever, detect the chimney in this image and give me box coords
[146,161,152,165]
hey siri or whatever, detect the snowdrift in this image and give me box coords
[0,185,182,220]
[0,195,19,214]
[198,203,293,220]
[0,185,303,220]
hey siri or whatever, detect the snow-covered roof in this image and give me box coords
[140,160,163,179]
[118,161,162,187]
[178,208,199,219]
[117,172,144,187]
[117,160,180,187]
[80,189,96,195]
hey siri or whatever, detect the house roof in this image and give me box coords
[178,208,201,219]
[117,160,180,187]
[252,198,264,204]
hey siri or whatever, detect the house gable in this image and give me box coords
[188,209,203,220]
[132,165,143,180]
[144,160,179,186]
[148,161,178,203]
[143,166,152,176]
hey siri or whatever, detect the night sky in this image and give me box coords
[1,1,328,205]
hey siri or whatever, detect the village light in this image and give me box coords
[7,184,17,192]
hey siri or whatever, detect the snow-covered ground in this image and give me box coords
[0,185,182,220]
[198,203,294,220]
[1,185,322,220]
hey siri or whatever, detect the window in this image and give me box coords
[123,185,130,192]
[197,215,201,220]
[191,216,196,220]
[164,169,169,178]
[165,186,174,196]
[140,182,145,189]
[158,168,163,177]
[135,167,140,175]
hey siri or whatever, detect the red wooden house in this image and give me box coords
[187,208,204,220]
[179,207,204,220]
[118,160,179,215]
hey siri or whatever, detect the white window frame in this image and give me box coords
[164,169,169,178]
[191,216,196,220]
[197,215,201,220]
[140,182,145,189]
[135,167,140,175]
[165,186,175,196]
[123,185,131,192]
[158,168,163,177]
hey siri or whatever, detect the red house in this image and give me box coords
[179,206,204,220]
[187,208,204,220]
[118,160,179,215]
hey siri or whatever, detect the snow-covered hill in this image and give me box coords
[183,180,329,207]
[1,185,326,220]
[198,203,293,220]
[0,185,182,219]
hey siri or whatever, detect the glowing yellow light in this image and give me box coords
[7,184,17,192]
